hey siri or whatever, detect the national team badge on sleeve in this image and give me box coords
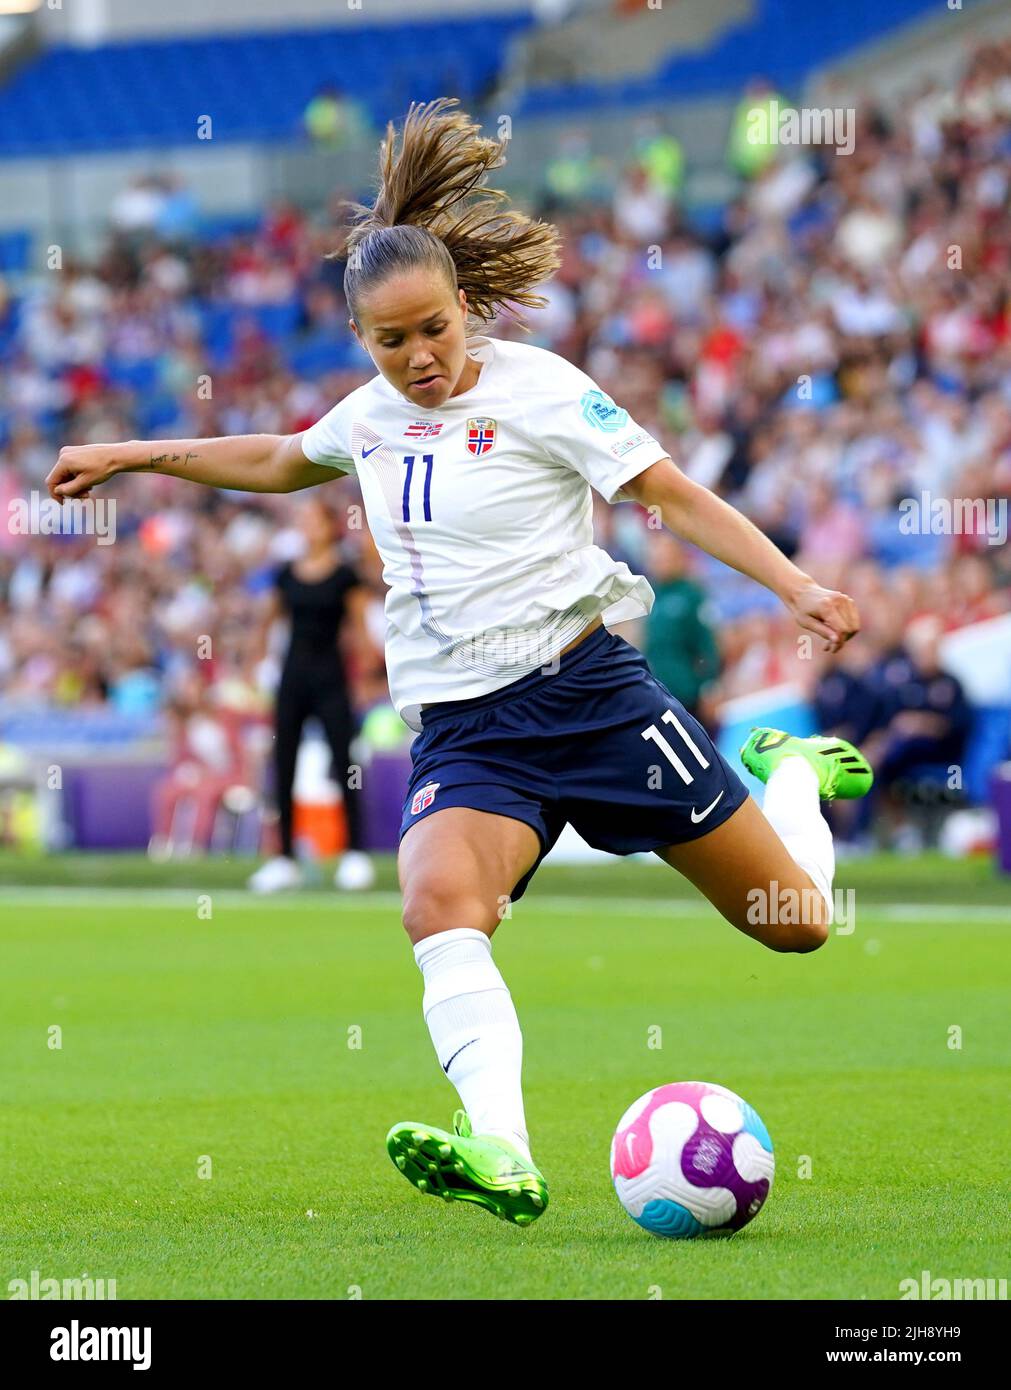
[411,781,441,814]
[466,418,497,456]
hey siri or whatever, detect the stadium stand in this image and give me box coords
[0,1,986,156]
[0,15,533,157]
[511,0,956,115]
[1,12,1009,854]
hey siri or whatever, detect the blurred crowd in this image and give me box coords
[1,40,1010,838]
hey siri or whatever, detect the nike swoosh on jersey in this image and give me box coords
[690,791,725,824]
[361,442,383,458]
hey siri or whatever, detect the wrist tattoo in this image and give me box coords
[146,451,199,468]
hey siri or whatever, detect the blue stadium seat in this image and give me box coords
[965,706,1011,805]
[137,393,183,434]
[514,0,953,116]
[193,300,305,360]
[0,230,32,274]
[104,357,161,394]
[0,15,535,156]
[196,213,264,243]
[254,302,302,340]
[284,336,358,377]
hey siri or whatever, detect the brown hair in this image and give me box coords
[336,98,561,328]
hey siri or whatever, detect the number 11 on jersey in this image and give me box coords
[402,454,434,523]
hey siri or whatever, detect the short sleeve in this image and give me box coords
[301,399,357,476]
[537,361,670,504]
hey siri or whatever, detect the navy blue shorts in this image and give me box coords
[399,626,750,902]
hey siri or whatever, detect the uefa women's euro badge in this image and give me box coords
[580,389,629,432]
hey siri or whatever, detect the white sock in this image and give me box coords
[761,755,835,922]
[413,927,532,1163]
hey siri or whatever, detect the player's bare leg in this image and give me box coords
[398,805,540,943]
[657,730,873,952]
[656,796,832,952]
[388,807,549,1224]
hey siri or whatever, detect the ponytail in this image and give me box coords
[337,98,561,327]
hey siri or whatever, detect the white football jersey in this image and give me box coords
[301,334,669,730]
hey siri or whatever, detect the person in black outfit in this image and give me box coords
[249,497,378,893]
[870,618,972,843]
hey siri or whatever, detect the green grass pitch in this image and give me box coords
[1,852,1008,1300]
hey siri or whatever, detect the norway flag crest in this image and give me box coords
[411,781,441,815]
[466,417,496,456]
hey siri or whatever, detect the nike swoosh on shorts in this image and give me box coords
[690,791,725,824]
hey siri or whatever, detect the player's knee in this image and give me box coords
[743,879,831,953]
[401,873,497,943]
[778,892,831,953]
[786,915,830,953]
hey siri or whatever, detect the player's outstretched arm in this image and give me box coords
[45,432,337,502]
[623,456,859,654]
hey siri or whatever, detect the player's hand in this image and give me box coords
[46,444,124,503]
[787,582,860,654]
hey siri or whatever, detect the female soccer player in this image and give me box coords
[48,99,872,1228]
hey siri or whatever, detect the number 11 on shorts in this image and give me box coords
[641,709,710,785]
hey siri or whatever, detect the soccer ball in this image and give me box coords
[610,1081,774,1238]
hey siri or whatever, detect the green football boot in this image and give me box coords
[386,1110,548,1226]
[740,727,873,801]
